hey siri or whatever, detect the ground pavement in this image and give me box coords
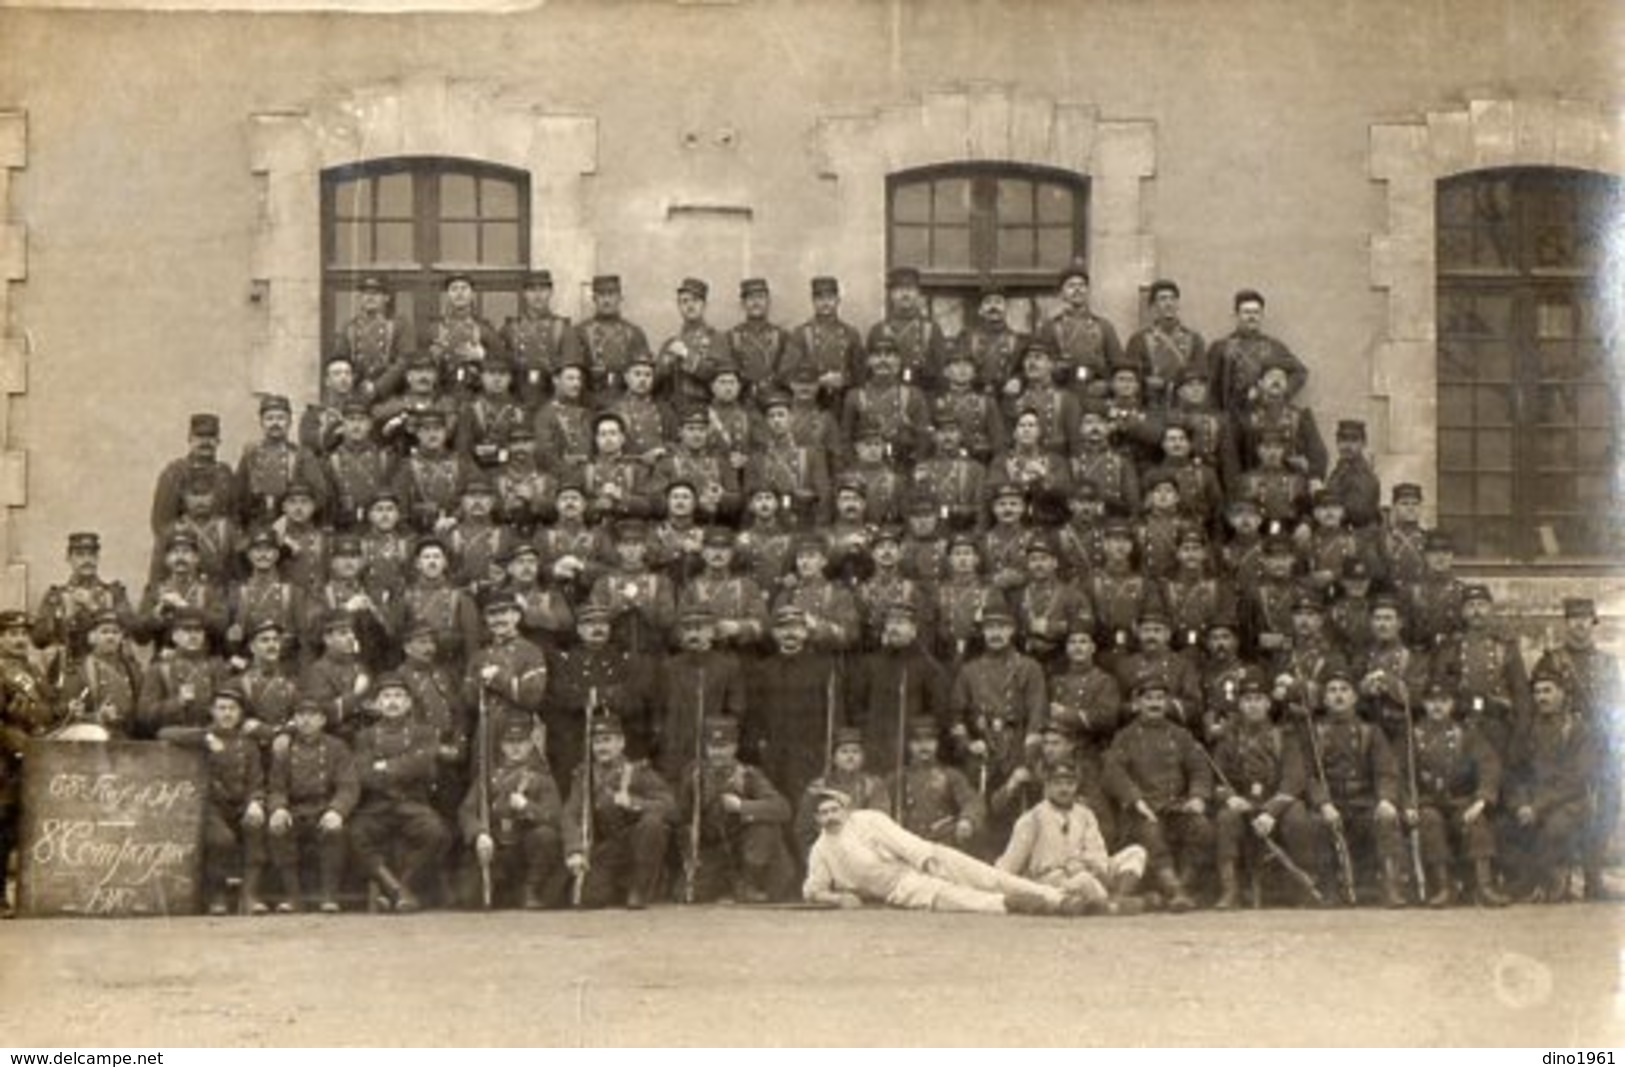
[1,904,1621,1046]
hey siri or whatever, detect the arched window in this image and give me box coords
[887,163,1088,333]
[1435,167,1624,563]
[321,156,530,357]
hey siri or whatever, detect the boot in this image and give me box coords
[1425,864,1453,908]
[1380,860,1407,909]
[1213,862,1240,911]
[275,863,303,914]
[317,850,343,913]
[373,864,408,912]
[1158,867,1194,914]
[1001,887,1054,916]
[241,865,269,916]
[1472,859,1509,908]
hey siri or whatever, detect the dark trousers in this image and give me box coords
[679,822,796,903]
[1416,798,1496,867]
[1121,807,1213,882]
[578,812,671,908]
[1279,801,1403,892]
[203,803,266,897]
[463,824,567,908]
[267,814,347,902]
[1501,801,1588,893]
[350,800,449,888]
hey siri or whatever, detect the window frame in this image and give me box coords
[885,162,1089,293]
[1435,166,1623,566]
[320,156,532,359]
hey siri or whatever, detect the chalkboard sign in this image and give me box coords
[17,740,206,917]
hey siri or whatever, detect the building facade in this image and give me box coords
[0,0,1619,639]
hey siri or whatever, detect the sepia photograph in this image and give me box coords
[0,0,1621,1048]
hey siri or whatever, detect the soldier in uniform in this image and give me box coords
[151,413,238,538]
[963,280,1029,393]
[1324,419,1382,529]
[460,715,566,910]
[840,337,931,470]
[1103,672,1213,911]
[912,415,990,533]
[500,270,577,410]
[33,531,133,664]
[0,609,55,911]
[456,357,529,470]
[1236,429,1309,529]
[1123,279,1205,407]
[229,529,307,659]
[865,267,945,391]
[399,536,483,672]
[678,527,769,654]
[1407,680,1507,907]
[322,399,393,530]
[392,408,469,533]
[136,607,230,736]
[1087,519,1154,664]
[58,610,142,738]
[1406,530,1467,648]
[333,277,409,399]
[1070,403,1140,517]
[997,762,1147,913]
[652,607,747,784]
[888,714,986,850]
[1433,584,1532,759]
[1112,607,1205,732]
[1209,674,1306,908]
[492,427,557,536]
[675,714,795,904]
[464,589,549,758]
[298,610,373,741]
[1206,289,1309,419]
[421,273,503,393]
[1357,593,1434,748]
[1279,667,1407,907]
[653,411,742,525]
[1502,664,1602,902]
[745,604,850,808]
[301,354,366,457]
[499,542,575,651]
[786,276,863,405]
[1379,482,1429,589]
[1327,558,1378,664]
[950,607,1048,809]
[727,278,792,395]
[358,490,414,600]
[233,620,298,747]
[795,726,892,853]
[588,519,677,655]
[1035,260,1123,396]
[580,412,656,525]
[563,711,677,909]
[656,277,730,408]
[847,602,951,795]
[534,361,595,472]
[159,685,269,914]
[237,394,328,528]
[350,673,450,912]
[543,604,656,780]
[1534,596,1624,899]
[773,536,859,653]
[571,275,653,399]
[937,346,1008,463]
[266,699,360,913]
[855,527,931,652]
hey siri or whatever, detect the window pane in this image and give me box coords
[1438,183,1474,225]
[932,226,971,270]
[1439,429,1473,469]
[1477,342,1513,380]
[1476,429,1513,469]
[1438,229,1473,271]
[1577,473,1614,506]
[997,179,1034,224]
[1036,183,1074,225]
[1473,228,1514,270]
[1536,385,1576,424]
[481,178,519,218]
[1578,429,1615,465]
[376,172,412,217]
[1438,340,1475,382]
[1533,226,1577,270]
[1475,386,1512,425]
[375,222,415,264]
[934,179,971,224]
[927,294,965,338]
[1577,387,1614,426]
[333,224,369,267]
[893,227,930,268]
[1533,476,1575,512]
[1476,474,1512,514]
[1538,341,1579,380]
[1534,430,1575,468]
[481,291,518,323]
[392,290,418,335]
[440,221,478,264]
[1438,384,1474,427]
[1437,474,1472,514]
[481,222,520,266]
[441,173,477,218]
[1536,298,1577,338]
[332,177,371,220]
[893,183,931,225]
[1036,227,1074,268]
[1474,520,1514,558]
[995,227,1036,269]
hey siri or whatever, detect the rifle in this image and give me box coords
[571,686,597,907]
[823,668,837,780]
[1195,740,1322,904]
[1399,688,1428,902]
[1301,714,1358,905]
[683,668,706,904]
[893,666,907,822]
[476,683,493,909]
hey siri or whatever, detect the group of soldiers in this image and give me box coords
[0,263,1617,918]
